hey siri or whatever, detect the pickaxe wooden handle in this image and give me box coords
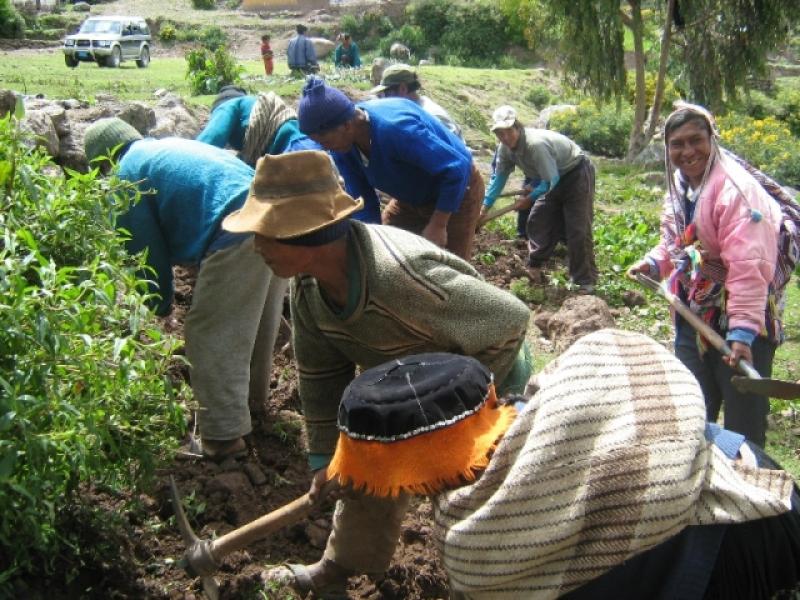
[170,476,330,584]
[477,189,529,227]
[634,273,800,399]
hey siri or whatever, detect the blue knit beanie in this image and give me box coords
[298,76,355,135]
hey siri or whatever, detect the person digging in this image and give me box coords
[83,118,289,461]
[221,148,533,598]
[265,330,800,599]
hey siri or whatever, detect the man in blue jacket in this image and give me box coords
[297,76,483,260]
[286,24,318,75]
[83,118,286,460]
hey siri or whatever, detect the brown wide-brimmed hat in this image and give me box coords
[222,150,363,240]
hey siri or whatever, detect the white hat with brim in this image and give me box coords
[490,105,518,132]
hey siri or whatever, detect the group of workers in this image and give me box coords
[81,63,799,597]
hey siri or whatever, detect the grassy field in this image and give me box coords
[1,47,797,475]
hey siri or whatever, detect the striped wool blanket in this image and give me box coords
[433,329,795,599]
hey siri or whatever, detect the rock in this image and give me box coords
[310,37,335,59]
[534,104,577,129]
[622,289,647,307]
[73,1,91,11]
[390,42,410,60]
[632,139,665,168]
[418,59,433,66]
[242,462,267,486]
[150,94,200,139]
[58,131,88,171]
[540,295,615,353]
[117,102,157,134]
[21,110,60,157]
[305,518,330,549]
[532,311,554,334]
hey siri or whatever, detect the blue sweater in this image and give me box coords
[332,98,472,214]
[117,138,254,315]
[196,97,320,161]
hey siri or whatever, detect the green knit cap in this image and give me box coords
[84,117,142,163]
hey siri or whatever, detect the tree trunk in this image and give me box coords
[625,0,647,161]
[626,0,676,160]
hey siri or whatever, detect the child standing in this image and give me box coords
[260,34,273,76]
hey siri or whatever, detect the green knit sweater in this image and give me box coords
[290,222,531,455]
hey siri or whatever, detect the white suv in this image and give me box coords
[63,16,151,68]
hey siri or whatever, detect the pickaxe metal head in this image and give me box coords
[169,475,220,600]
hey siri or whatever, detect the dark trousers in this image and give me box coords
[674,318,775,447]
[382,163,484,260]
[526,158,597,285]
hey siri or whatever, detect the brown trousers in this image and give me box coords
[527,157,598,286]
[381,162,484,260]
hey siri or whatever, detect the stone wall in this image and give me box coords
[241,0,328,11]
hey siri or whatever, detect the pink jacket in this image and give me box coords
[649,156,781,334]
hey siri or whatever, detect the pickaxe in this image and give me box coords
[169,475,331,599]
[476,189,530,227]
[634,273,800,399]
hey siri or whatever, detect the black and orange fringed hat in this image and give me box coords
[327,353,517,498]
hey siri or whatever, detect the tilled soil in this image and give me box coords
[16,227,570,600]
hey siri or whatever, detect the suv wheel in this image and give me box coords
[105,46,121,68]
[136,46,150,68]
[65,54,79,68]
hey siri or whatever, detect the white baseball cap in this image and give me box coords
[490,105,517,131]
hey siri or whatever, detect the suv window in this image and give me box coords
[79,19,123,35]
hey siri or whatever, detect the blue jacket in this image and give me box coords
[117,138,253,315]
[287,34,317,69]
[196,97,320,163]
[332,98,472,215]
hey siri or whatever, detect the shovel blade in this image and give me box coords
[731,376,800,400]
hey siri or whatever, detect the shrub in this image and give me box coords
[525,84,551,110]
[185,45,244,95]
[549,101,633,158]
[0,112,185,586]
[718,114,800,187]
[377,24,426,58]
[0,0,25,39]
[407,0,453,49]
[339,11,394,52]
[438,3,510,65]
[775,87,800,137]
[199,25,227,51]
[191,0,216,9]
[159,23,177,43]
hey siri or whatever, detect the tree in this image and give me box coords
[500,0,800,160]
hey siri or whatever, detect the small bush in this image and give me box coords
[0,0,26,39]
[199,25,227,51]
[159,23,177,43]
[185,46,244,95]
[718,114,800,187]
[550,101,633,158]
[377,24,426,58]
[525,84,551,110]
[339,11,394,52]
[407,0,453,49]
[191,0,216,9]
[438,3,510,65]
[775,87,800,137]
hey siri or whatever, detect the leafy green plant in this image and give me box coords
[339,11,394,52]
[199,25,228,52]
[550,101,633,158]
[525,84,551,109]
[185,45,244,95]
[592,209,660,304]
[0,115,186,587]
[0,0,25,39]
[191,0,216,9]
[159,23,177,43]
[510,278,545,304]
